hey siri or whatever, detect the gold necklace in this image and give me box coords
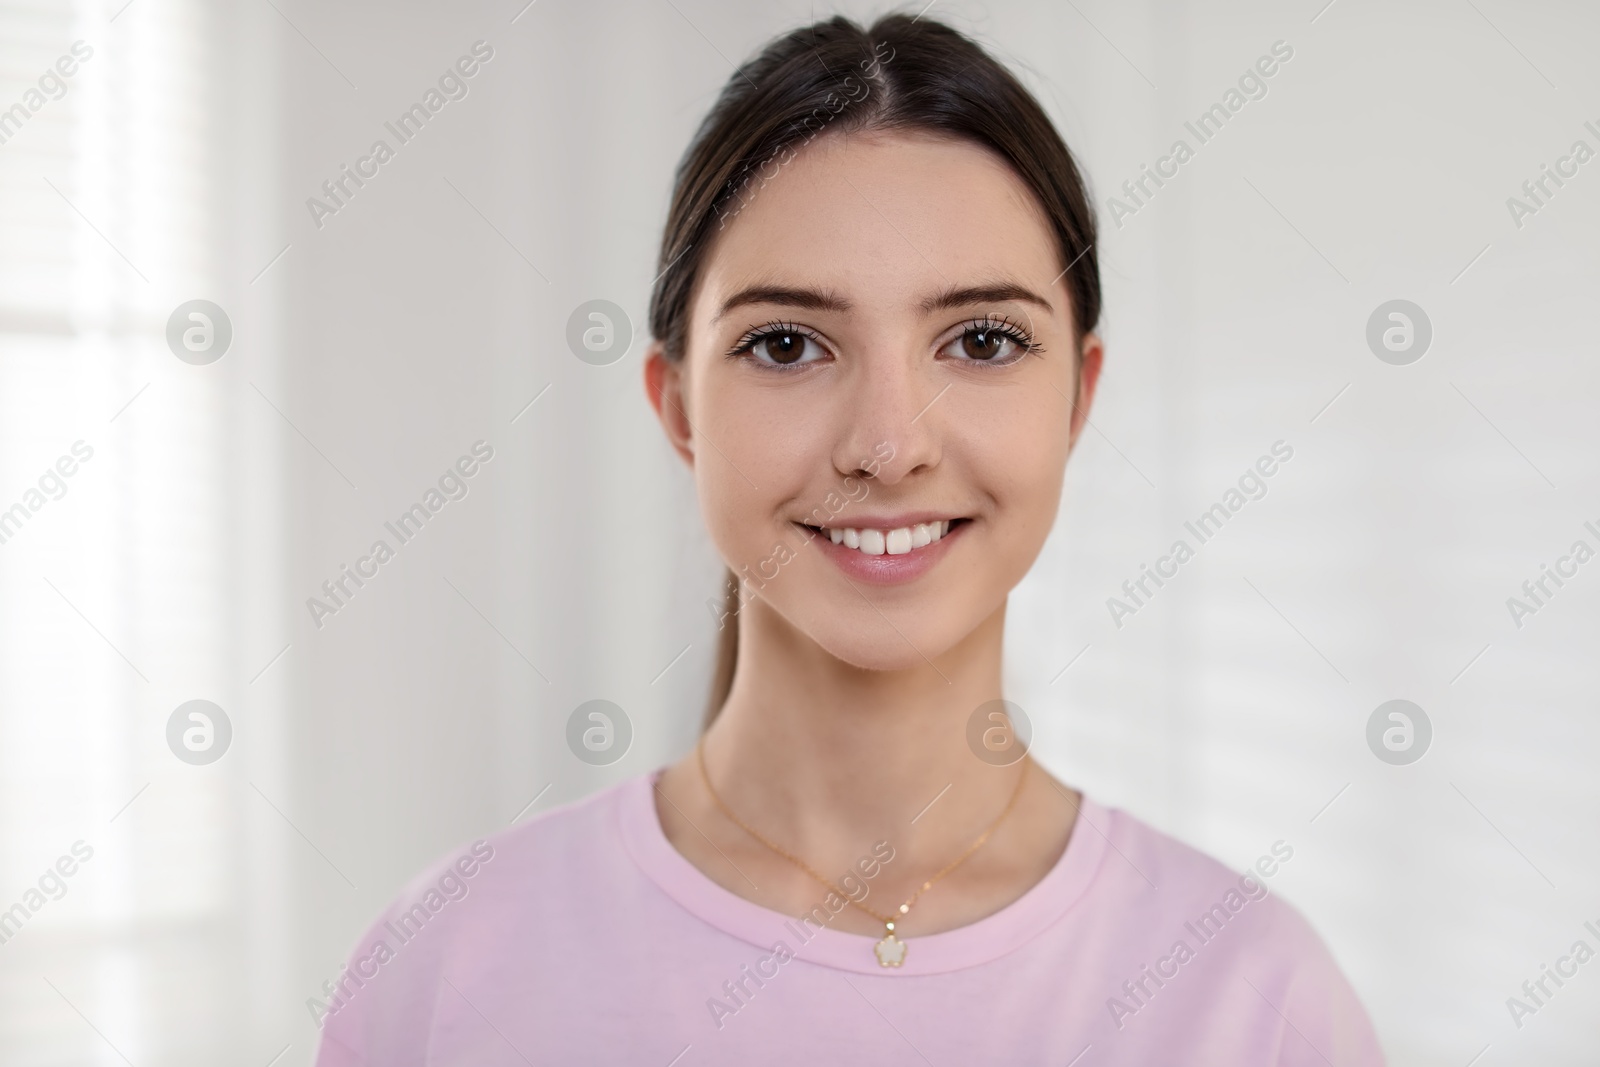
[696,738,1029,967]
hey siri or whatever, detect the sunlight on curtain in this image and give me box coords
[0,0,252,1061]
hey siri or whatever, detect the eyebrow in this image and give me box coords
[710,279,1055,325]
[919,283,1055,315]
[713,285,853,323]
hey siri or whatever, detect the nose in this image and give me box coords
[832,349,942,485]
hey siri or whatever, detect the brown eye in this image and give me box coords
[941,321,1032,365]
[732,324,824,369]
[763,331,806,364]
[962,328,1008,361]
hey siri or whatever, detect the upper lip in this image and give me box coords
[797,513,966,529]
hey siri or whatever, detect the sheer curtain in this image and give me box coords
[0,0,287,1062]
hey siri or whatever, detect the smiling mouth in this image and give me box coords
[798,519,970,557]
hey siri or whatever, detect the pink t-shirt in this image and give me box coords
[314,770,1384,1065]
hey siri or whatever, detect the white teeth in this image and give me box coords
[820,522,957,557]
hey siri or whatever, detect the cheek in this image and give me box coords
[1023,409,1073,525]
[955,384,1072,542]
[690,372,833,566]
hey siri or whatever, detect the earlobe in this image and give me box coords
[644,343,696,467]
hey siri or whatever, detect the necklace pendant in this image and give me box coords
[874,930,907,968]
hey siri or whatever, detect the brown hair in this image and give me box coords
[646,14,1102,729]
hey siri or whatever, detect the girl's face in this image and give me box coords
[648,131,1102,670]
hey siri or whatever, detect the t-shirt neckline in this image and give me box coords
[617,767,1110,976]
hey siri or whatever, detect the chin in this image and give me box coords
[816,629,942,672]
[726,527,1021,670]
[784,599,984,673]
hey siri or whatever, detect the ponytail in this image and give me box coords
[704,569,739,730]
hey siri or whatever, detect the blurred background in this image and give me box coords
[2,0,1597,1062]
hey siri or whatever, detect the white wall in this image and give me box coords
[1,0,1596,1063]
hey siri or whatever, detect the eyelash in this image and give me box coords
[725,317,1042,369]
[960,316,1042,363]
[725,321,817,364]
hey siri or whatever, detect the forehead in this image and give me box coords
[695,131,1064,318]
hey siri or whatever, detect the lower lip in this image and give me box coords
[799,522,966,586]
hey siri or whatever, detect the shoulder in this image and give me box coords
[312,773,646,1065]
[1093,800,1312,951]
[1084,802,1384,1064]
[403,771,640,926]
[387,772,635,912]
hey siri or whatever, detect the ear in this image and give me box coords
[1065,333,1104,454]
[644,342,695,467]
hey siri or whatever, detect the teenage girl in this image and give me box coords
[316,15,1383,1065]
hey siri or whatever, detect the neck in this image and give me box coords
[699,595,1023,862]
